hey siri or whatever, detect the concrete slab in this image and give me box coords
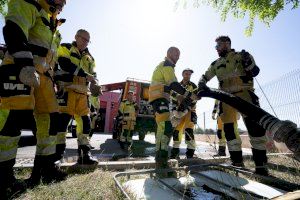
[123,178,181,200]
[122,170,288,200]
[199,170,286,199]
[123,176,224,200]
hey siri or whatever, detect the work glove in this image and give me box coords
[86,74,95,82]
[176,95,185,104]
[240,50,252,69]
[178,97,192,112]
[191,112,197,124]
[90,79,103,97]
[198,79,207,90]
[19,66,40,88]
[190,93,200,101]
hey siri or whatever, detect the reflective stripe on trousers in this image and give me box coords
[0,136,20,162]
[35,113,57,155]
[75,115,91,146]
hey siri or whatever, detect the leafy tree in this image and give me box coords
[0,0,7,16]
[204,128,216,135]
[1,0,298,35]
[194,127,204,134]
[176,0,299,36]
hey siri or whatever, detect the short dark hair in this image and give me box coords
[215,36,231,44]
[76,29,89,36]
[167,46,180,55]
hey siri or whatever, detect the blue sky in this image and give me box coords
[1,0,299,128]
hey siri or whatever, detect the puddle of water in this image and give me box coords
[182,186,223,200]
[131,146,156,157]
[165,176,226,200]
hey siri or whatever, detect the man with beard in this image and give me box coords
[198,36,268,175]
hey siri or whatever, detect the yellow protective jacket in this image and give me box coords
[118,100,137,121]
[56,42,96,94]
[0,0,62,110]
[149,59,192,103]
[201,50,259,93]
[170,81,197,111]
[149,59,177,102]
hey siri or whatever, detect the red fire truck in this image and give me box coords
[100,78,156,140]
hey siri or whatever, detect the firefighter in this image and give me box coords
[170,68,198,159]
[149,47,199,172]
[198,36,268,175]
[90,96,101,137]
[54,29,99,165]
[212,100,241,157]
[211,100,227,156]
[118,91,138,150]
[0,0,67,196]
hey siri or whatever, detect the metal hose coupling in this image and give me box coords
[268,119,299,153]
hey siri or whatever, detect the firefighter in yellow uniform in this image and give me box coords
[212,101,226,156]
[212,100,241,157]
[170,68,198,159]
[149,47,198,171]
[90,94,101,137]
[54,29,99,165]
[118,91,137,150]
[198,36,268,175]
[0,0,67,197]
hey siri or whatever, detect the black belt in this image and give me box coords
[29,44,48,57]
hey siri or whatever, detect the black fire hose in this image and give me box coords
[197,86,300,160]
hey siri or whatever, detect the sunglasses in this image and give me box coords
[215,41,229,49]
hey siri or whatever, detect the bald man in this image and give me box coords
[149,47,198,175]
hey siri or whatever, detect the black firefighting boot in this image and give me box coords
[156,150,176,178]
[1,159,26,199]
[214,146,226,157]
[25,155,43,188]
[41,154,67,184]
[54,143,66,163]
[170,148,180,159]
[186,148,195,159]
[229,151,245,167]
[252,148,269,176]
[77,145,98,165]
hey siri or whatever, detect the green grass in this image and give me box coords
[12,155,299,199]
[244,155,300,185]
[14,169,123,200]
